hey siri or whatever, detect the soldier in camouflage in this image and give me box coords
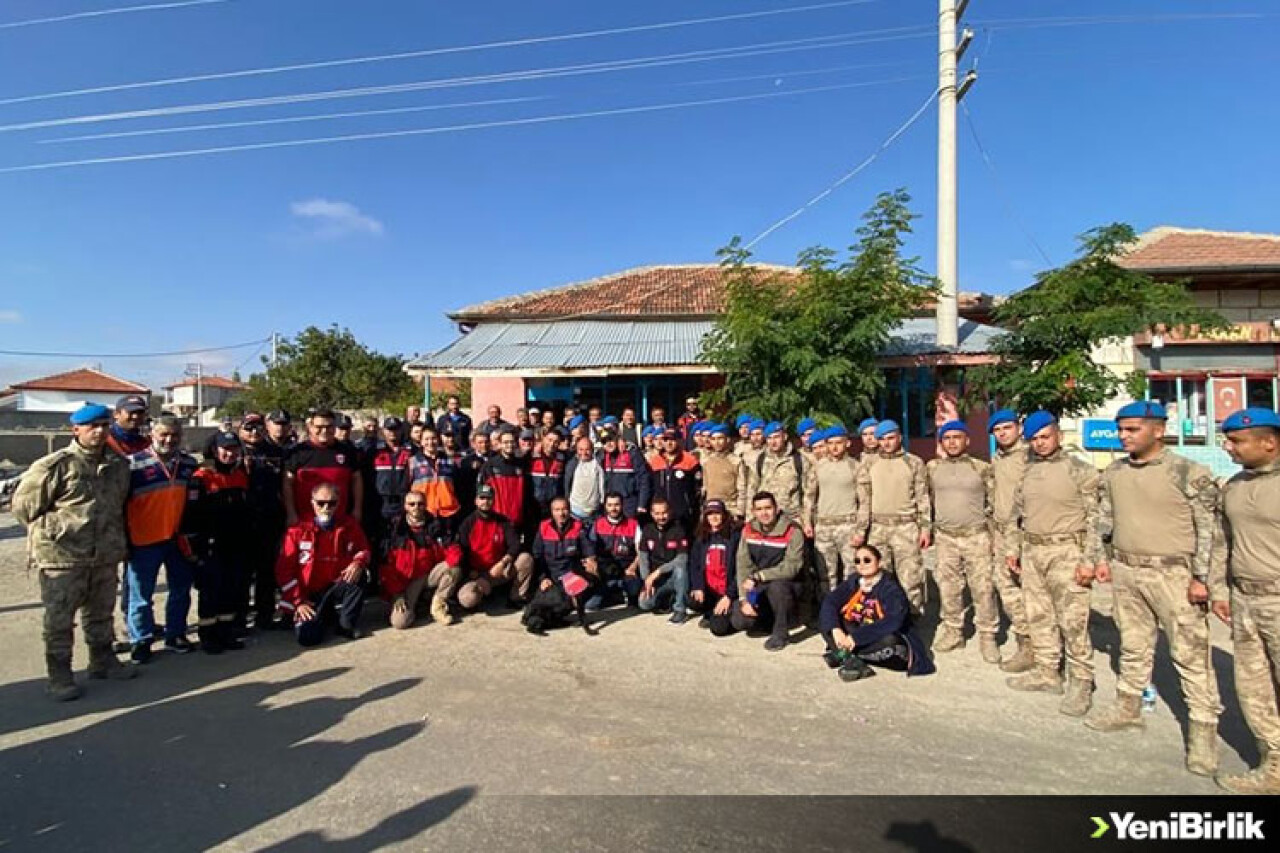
[1085,401,1222,777]
[803,425,860,595]
[11,404,138,700]
[742,422,808,525]
[1213,407,1280,794]
[1004,411,1102,717]
[854,420,931,614]
[926,420,999,662]
[989,410,1034,673]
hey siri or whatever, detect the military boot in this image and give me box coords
[1216,752,1280,795]
[999,635,1035,673]
[45,654,81,702]
[430,597,455,626]
[979,633,1001,664]
[933,626,965,653]
[1006,667,1063,694]
[1185,721,1219,777]
[88,645,138,681]
[1085,692,1144,732]
[1059,678,1094,717]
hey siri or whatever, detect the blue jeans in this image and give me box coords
[123,540,195,643]
[638,560,689,614]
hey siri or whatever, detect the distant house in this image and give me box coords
[163,375,247,425]
[0,368,149,413]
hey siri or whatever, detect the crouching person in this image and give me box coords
[187,432,253,654]
[689,499,739,636]
[586,492,643,609]
[456,486,535,610]
[819,544,935,681]
[732,491,805,651]
[276,482,371,646]
[638,497,691,624]
[382,492,463,628]
[527,496,599,633]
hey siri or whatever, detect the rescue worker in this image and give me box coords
[732,491,806,651]
[1214,407,1280,793]
[599,428,650,518]
[688,499,740,636]
[989,409,1035,673]
[240,411,287,629]
[637,497,691,624]
[741,422,807,524]
[334,413,353,445]
[586,492,643,608]
[369,416,414,547]
[853,420,931,614]
[856,418,879,462]
[121,415,201,661]
[380,491,462,628]
[106,394,151,457]
[187,432,252,653]
[477,430,532,536]
[699,423,742,519]
[455,431,490,516]
[804,424,860,595]
[475,405,511,439]
[12,404,136,700]
[926,420,999,662]
[435,395,473,448]
[455,486,536,609]
[265,409,295,451]
[677,396,702,450]
[531,496,598,631]
[1004,410,1102,718]
[648,427,702,527]
[529,430,567,519]
[1085,401,1221,777]
[283,408,364,526]
[276,481,372,646]
[409,427,461,525]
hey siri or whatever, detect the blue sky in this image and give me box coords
[0,0,1276,390]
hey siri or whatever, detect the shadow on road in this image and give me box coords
[0,669,444,851]
[886,820,977,853]
[259,786,477,851]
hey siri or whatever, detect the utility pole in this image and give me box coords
[270,331,279,369]
[937,0,976,349]
[185,362,204,426]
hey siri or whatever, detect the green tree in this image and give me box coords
[222,325,418,416]
[969,224,1228,417]
[700,189,938,425]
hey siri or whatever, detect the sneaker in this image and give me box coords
[335,626,365,641]
[822,649,848,669]
[697,615,711,630]
[130,641,153,664]
[763,636,787,652]
[668,611,688,625]
[165,636,195,655]
[838,657,876,682]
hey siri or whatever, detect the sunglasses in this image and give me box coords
[312,499,338,508]
[854,556,877,565]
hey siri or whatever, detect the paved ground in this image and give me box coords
[0,513,1257,851]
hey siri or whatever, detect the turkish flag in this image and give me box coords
[1214,377,1247,421]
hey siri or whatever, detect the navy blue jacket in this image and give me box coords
[436,411,473,447]
[689,526,740,599]
[819,573,935,676]
[599,446,651,517]
[532,516,590,582]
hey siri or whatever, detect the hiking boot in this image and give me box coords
[198,626,224,655]
[763,636,787,652]
[219,623,245,651]
[933,626,965,653]
[1059,678,1094,717]
[999,635,1035,673]
[165,636,195,655]
[979,633,1001,664]
[45,654,81,701]
[697,615,711,630]
[1006,668,1063,694]
[430,598,455,626]
[838,656,876,682]
[130,641,153,665]
[88,646,138,681]
[1085,692,1144,733]
[1216,752,1280,795]
[822,649,848,669]
[668,611,689,625]
[1186,721,1220,777]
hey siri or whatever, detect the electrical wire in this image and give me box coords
[743,88,937,250]
[0,0,233,31]
[975,11,1275,32]
[0,338,270,358]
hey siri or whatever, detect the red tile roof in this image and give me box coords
[8,367,148,394]
[1119,227,1280,272]
[164,375,246,391]
[451,264,996,321]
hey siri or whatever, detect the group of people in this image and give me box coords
[11,391,1280,794]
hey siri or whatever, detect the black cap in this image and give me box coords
[382,416,403,431]
[519,429,535,440]
[337,414,352,429]
[267,409,291,424]
[242,412,264,427]
[214,431,242,449]
[477,484,495,499]
[115,394,147,413]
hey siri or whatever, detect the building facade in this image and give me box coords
[0,368,149,413]
[163,375,247,425]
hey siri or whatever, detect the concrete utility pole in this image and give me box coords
[185,362,204,426]
[937,0,976,349]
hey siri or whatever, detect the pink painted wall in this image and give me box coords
[470,376,527,421]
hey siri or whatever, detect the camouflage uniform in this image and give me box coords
[1216,459,1280,791]
[742,448,808,524]
[1006,448,1102,700]
[803,454,861,593]
[927,454,997,651]
[10,440,132,694]
[991,441,1031,642]
[855,450,931,612]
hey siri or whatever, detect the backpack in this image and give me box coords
[756,450,804,483]
[521,583,574,633]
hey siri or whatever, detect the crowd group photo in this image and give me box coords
[11,390,1280,796]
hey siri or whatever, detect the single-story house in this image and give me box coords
[164,375,247,425]
[0,367,149,413]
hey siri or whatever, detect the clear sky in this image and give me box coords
[0,0,1276,390]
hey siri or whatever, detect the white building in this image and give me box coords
[163,376,247,425]
[0,368,150,412]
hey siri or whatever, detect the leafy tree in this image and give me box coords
[969,224,1228,417]
[222,325,418,416]
[700,189,938,425]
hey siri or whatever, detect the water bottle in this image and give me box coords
[1141,684,1158,714]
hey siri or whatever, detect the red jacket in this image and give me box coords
[379,518,462,600]
[275,517,371,612]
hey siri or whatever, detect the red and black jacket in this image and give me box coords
[478,453,530,526]
[533,517,589,582]
[285,440,361,521]
[589,514,641,574]
[648,451,702,523]
[379,515,463,600]
[455,509,521,574]
[601,446,651,517]
[529,451,566,517]
[370,443,413,516]
[186,465,252,563]
[690,526,740,599]
[275,517,371,610]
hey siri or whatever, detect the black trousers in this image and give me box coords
[295,581,365,647]
[245,524,283,624]
[690,590,736,636]
[730,580,802,642]
[821,631,911,672]
[194,555,242,623]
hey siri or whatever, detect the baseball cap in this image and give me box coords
[214,431,242,449]
[703,499,728,516]
[519,429,536,440]
[267,409,291,424]
[115,394,147,413]
[476,484,495,499]
[241,412,264,428]
[661,428,680,440]
[382,416,403,431]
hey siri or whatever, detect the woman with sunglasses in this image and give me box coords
[688,499,740,636]
[818,544,935,680]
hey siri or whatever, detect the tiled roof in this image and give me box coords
[164,375,246,391]
[450,264,996,321]
[1119,227,1280,272]
[8,367,148,394]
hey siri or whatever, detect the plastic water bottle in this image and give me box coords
[1141,684,1158,714]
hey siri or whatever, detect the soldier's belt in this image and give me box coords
[936,526,989,539]
[1112,550,1191,570]
[1024,531,1084,546]
[1233,578,1280,596]
[816,514,858,525]
[872,514,917,526]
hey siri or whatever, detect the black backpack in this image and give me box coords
[521,583,574,634]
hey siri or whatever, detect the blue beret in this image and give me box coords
[69,403,111,425]
[764,421,786,438]
[749,419,766,433]
[569,415,585,429]
[858,418,880,434]
[1222,407,1280,433]
[988,409,1018,432]
[710,423,731,437]
[806,430,826,448]
[735,414,752,429]
[797,417,817,434]
[1022,410,1057,441]
[1115,400,1167,421]
[874,420,901,440]
[826,424,849,439]
[602,415,618,425]
[938,420,968,437]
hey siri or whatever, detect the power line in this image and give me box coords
[0,0,884,105]
[0,27,932,135]
[975,11,1276,31]
[0,0,234,31]
[0,77,928,175]
[743,89,937,250]
[960,100,1053,268]
[0,337,270,358]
